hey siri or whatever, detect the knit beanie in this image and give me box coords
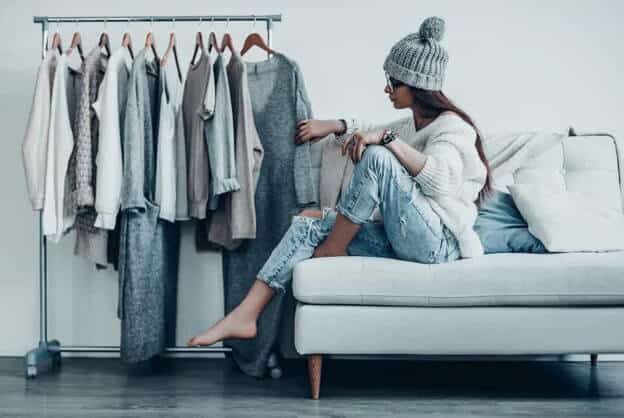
[383,16,449,91]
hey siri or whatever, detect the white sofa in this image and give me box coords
[287,129,624,399]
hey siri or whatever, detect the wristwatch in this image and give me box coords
[380,128,397,146]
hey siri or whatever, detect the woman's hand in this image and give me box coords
[295,119,344,145]
[341,130,385,163]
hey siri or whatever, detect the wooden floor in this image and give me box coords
[2,356,624,417]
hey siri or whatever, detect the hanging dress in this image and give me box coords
[221,51,316,377]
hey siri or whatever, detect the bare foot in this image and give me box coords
[187,308,257,347]
[313,242,348,258]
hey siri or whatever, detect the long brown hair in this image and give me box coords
[408,87,492,203]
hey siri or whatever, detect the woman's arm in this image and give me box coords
[385,138,428,177]
[342,129,428,177]
[295,119,346,144]
[345,129,464,197]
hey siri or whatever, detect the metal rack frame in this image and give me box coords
[25,14,282,379]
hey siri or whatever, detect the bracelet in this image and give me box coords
[337,119,348,135]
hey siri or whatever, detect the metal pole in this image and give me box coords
[40,19,48,346]
[267,18,273,58]
[56,345,231,353]
[33,15,282,24]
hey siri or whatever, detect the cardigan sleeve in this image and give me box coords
[22,57,52,211]
[334,116,413,144]
[120,74,146,213]
[73,61,95,207]
[293,60,318,208]
[205,57,240,211]
[413,135,467,198]
[334,118,377,144]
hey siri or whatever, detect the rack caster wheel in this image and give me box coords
[24,339,63,379]
[53,353,62,369]
[267,352,282,379]
[26,365,37,379]
[267,352,279,368]
[269,366,282,379]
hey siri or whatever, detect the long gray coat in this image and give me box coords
[222,52,316,377]
[118,49,180,363]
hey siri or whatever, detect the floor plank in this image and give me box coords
[1,357,624,417]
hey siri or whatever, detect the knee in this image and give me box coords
[360,145,397,170]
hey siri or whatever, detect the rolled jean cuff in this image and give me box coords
[255,215,321,295]
[256,275,287,295]
[335,202,370,225]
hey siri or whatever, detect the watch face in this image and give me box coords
[383,130,394,144]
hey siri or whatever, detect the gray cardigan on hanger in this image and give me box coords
[222,51,316,378]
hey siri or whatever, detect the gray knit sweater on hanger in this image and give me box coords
[222,51,316,378]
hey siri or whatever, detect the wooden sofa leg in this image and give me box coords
[590,353,598,366]
[307,354,323,399]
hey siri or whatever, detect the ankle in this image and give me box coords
[322,240,347,253]
[232,305,258,321]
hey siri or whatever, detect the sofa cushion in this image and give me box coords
[509,182,624,252]
[294,304,624,355]
[292,252,624,307]
[512,135,622,209]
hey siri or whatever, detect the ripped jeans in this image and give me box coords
[256,145,460,294]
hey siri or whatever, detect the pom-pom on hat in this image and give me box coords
[383,16,449,91]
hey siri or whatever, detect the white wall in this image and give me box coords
[1,0,623,356]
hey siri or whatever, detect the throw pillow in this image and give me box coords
[474,190,546,254]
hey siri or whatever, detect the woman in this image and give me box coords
[188,16,491,347]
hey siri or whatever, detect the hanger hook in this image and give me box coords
[226,17,230,29]
[75,18,78,30]
[171,17,175,31]
[198,16,202,29]
[126,17,130,32]
[104,18,107,31]
[253,14,256,29]
[151,16,154,30]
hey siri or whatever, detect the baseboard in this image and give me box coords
[3,353,624,361]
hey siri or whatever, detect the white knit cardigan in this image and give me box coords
[320,111,487,258]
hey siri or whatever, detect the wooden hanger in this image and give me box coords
[98,32,111,57]
[190,31,205,65]
[240,32,275,57]
[122,32,135,60]
[49,32,63,54]
[66,31,85,62]
[208,31,220,54]
[220,32,236,54]
[160,32,183,82]
[220,18,235,54]
[144,31,160,63]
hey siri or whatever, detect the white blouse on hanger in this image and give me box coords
[92,47,133,230]
[155,62,184,222]
[42,53,79,242]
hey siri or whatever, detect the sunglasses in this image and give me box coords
[385,72,405,92]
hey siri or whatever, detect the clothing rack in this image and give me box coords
[25,14,283,379]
